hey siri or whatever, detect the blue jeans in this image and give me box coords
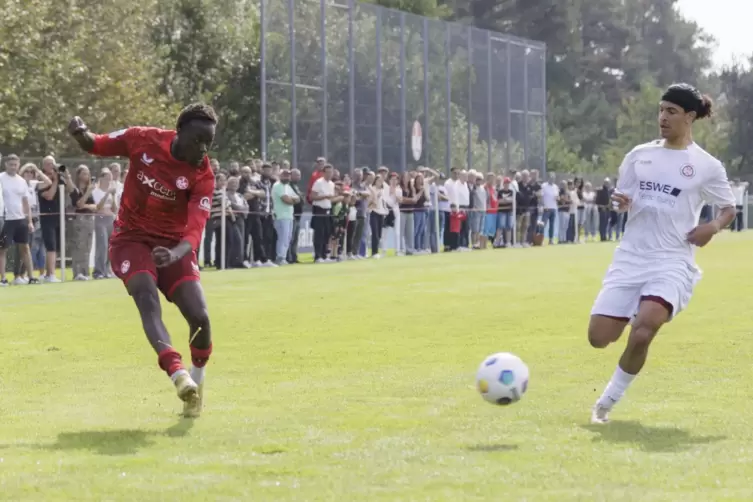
[31,227,45,270]
[274,218,294,262]
[413,210,427,250]
[542,209,556,240]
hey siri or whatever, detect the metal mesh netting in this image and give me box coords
[261,0,546,176]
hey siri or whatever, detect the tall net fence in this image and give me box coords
[261,0,546,182]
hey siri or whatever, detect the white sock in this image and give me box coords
[596,366,636,410]
[170,368,188,383]
[190,366,206,385]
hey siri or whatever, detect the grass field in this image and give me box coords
[2,233,753,501]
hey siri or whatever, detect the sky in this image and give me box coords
[676,0,749,69]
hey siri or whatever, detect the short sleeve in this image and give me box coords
[616,152,639,198]
[702,162,736,207]
[90,127,138,157]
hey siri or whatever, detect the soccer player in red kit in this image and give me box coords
[67,104,217,418]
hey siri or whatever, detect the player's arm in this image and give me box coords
[688,163,736,246]
[68,117,135,157]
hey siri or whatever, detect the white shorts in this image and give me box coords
[590,256,701,321]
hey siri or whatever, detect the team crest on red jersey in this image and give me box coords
[680,164,695,178]
[176,176,189,190]
[120,260,131,274]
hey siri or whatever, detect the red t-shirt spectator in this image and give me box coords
[306,169,323,204]
[449,210,466,233]
[485,185,498,214]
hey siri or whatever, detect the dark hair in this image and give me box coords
[5,154,19,161]
[262,163,272,169]
[176,103,218,130]
[323,163,334,170]
[662,84,713,120]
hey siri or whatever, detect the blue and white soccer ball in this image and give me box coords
[476,352,529,405]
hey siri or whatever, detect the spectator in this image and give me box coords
[595,177,612,241]
[557,180,571,244]
[731,178,748,231]
[69,164,97,281]
[575,177,585,242]
[92,167,118,279]
[228,161,240,177]
[305,157,327,204]
[359,169,376,257]
[608,178,623,241]
[469,173,486,249]
[582,181,598,242]
[272,168,299,265]
[368,174,388,259]
[226,176,249,268]
[527,169,542,243]
[288,168,304,264]
[567,179,580,243]
[429,172,447,253]
[239,165,266,267]
[210,159,220,174]
[259,163,276,261]
[0,155,39,285]
[311,163,337,263]
[331,187,350,259]
[447,203,466,251]
[17,163,51,280]
[398,171,415,255]
[443,167,459,250]
[109,162,124,205]
[38,157,63,282]
[349,168,368,259]
[481,172,498,249]
[540,172,559,245]
[209,173,228,268]
[515,171,533,248]
[383,172,403,250]
[456,170,470,249]
[496,177,514,247]
[412,173,428,253]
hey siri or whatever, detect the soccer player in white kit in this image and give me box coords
[588,83,737,424]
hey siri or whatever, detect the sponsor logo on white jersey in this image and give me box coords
[137,170,176,201]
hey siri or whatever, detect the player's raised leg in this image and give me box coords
[171,280,212,418]
[590,298,670,424]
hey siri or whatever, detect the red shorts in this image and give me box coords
[109,235,200,301]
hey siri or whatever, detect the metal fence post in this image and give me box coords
[376,8,383,168]
[445,25,451,174]
[486,31,493,173]
[321,0,328,159]
[348,0,355,172]
[422,18,429,167]
[505,40,512,171]
[523,45,529,170]
[288,0,297,167]
[260,0,267,160]
[400,12,406,172]
[466,26,472,170]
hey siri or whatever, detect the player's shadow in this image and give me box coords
[42,418,196,456]
[582,420,726,453]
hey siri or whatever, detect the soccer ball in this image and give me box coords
[476,352,529,405]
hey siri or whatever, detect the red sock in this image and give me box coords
[190,343,212,368]
[158,348,185,376]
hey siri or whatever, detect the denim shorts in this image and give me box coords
[497,211,513,230]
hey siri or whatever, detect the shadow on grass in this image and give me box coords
[467,444,519,452]
[582,420,726,453]
[41,418,196,456]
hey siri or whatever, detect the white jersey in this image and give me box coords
[615,140,735,265]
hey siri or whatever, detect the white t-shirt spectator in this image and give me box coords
[383,184,402,213]
[569,189,580,214]
[92,187,115,214]
[444,179,457,206]
[732,184,747,206]
[311,177,335,209]
[27,180,40,219]
[0,172,29,221]
[456,180,470,206]
[0,177,4,218]
[541,182,559,210]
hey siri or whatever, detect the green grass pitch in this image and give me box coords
[1,233,752,501]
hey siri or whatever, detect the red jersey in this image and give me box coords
[306,169,323,204]
[486,185,498,214]
[90,127,214,250]
[449,211,466,233]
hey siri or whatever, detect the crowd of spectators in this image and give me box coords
[0,151,749,286]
